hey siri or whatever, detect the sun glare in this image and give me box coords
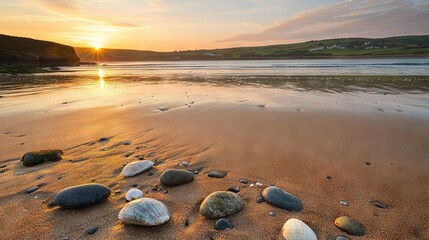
[93,42,102,51]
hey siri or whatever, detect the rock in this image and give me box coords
[52,183,111,209]
[340,201,348,206]
[281,218,317,240]
[121,160,154,177]
[160,169,194,186]
[125,188,143,201]
[250,184,255,187]
[118,198,170,226]
[87,226,98,235]
[208,171,226,178]
[334,216,365,236]
[369,199,387,209]
[215,218,233,230]
[26,186,39,194]
[326,175,332,179]
[336,236,350,240]
[239,179,249,184]
[262,186,303,211]
[21,149,63,166]
[98,137,109,142]
[180,161,189,167]
[200,191,243,218]
[227,187,240,193]
[365,161,371,165]
[256,196,264,203]
[255,182,263,187]
[269,211,276,217]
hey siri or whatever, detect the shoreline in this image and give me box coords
[1,103,428,239]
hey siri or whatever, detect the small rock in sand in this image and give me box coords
[180,162,189,167]
[208,171,226,178]
[160,169,194,186]
[21,149,63,166]
[200,191,243,219]
[215,218,233,230]
[227,187,240,193]
[121,160,154,177]
[125,188,143,201]
[26,186,39,194]
[369,199,387,209]
[52,183,111,209]
[98,137,109,142]
[255,182,263,187]
[336,236,350,240]
[239,179,249,184]
[340,201,348,206]
[262,186,303,211]
[256,196,264,204]
[87,226,98,235]
[334,216,365,236]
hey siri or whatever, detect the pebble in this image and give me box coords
[200,191,243,218]
[340,201,348,206]
[160,169,194,186]
[326,175,332,180]
[121,160,154,177]
[26,186,39,194]
[125,188,143,201]
[138,156,145,160]
[148,172,154,176]
[369,199,387,209]
[180,161,189,167]
[256,196,264,203]
[336,236,350,240]
[262,186,303,211]
[52,183,111,209]
[268,211,275,217]
[98,137,109,142]
[250,184,255,187]
[239,179,249,184]
[227,187,240,193]
[334,216,365,236]
[365,161,371,165]
[215,218,233,230]
[255,182,263,187]
[208,171,226,178]
[87,226,98,235]
[21,149,63,166]
[123,141,132,145]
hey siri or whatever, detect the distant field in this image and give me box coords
[76,35,429,62]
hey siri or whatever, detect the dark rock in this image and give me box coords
[326,175,332,180]
[369,200,387,209]
[0,169,7,173]
[239,179,249,184]
[131,183,138,187]
[148,172,154,176]
[365,161,371,165]
[98,137,109,142]
[215,218,233,230]
[262,186,303,211]
[52,183,111,209]
[87,226,98,235]
[21,149,63,166]
[138,156,145,160]
[184,218,189,227]
[160,169,194,186]
[26,186,39,193]
[227,187,240,193]
[256,196,264,204]
[336,236,350,240]
[334,216,365,236]
[200,191,243,218]
[208,171,226,178]
[123,141,132,145]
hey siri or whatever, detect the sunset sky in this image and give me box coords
[1,0,428,51]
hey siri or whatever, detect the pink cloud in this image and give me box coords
[219,0,429,43]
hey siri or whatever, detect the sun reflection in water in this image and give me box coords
[98,68,105,88]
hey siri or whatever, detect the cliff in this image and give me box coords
[0,34,80,66]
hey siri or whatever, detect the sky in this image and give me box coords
[0,0,428,51]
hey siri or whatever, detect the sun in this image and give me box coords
[92,42,102,51]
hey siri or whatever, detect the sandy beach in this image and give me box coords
[0,72,429,239]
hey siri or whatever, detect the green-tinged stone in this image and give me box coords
[21,149,63,166]
[334,216,365,236]
[200,191,243,218]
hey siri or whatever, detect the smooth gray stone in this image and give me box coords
[160,169,194,186]
[52,183,111,209]
[262,186,303,211]
[215,218,233,230]
[26,186,39,194]
[208,171,226,178]
[21,149,63,166]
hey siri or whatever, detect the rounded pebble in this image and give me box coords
[200,191,243,219]
[262,186,303,211]
[215,218,233,230]
[160,169,194,186]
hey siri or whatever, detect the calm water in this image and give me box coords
[62,58,429,76]
[1,58,429,117]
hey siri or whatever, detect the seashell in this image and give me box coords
[118,198,170,226]
[121,160,154,177]
[281,218,317,240]
[334,216,365,236]
[125,188,143,201]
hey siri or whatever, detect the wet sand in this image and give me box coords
[0,73,429,239]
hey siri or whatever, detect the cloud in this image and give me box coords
[31,0,141,28]
[219,0,429,43]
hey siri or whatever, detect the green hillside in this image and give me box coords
[76,35,429,62]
